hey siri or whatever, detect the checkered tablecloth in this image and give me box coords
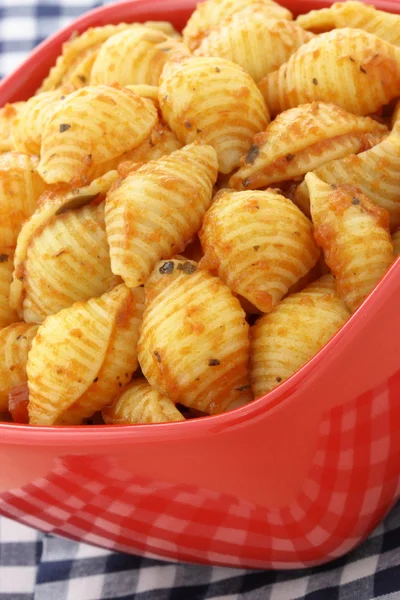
[1,1,400,599]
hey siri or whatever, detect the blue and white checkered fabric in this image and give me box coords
[1,1,400,599]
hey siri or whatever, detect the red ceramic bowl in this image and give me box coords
[1,0,400,570]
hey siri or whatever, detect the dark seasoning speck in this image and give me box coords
[59,123,71,133]
[208,358,220,366]
[0,253,8,263]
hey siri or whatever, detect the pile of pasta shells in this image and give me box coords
[1,0,400,426]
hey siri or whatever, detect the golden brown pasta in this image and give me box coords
[105,143,218,288]
[393,229,400,257]
[11,91,63,156]
[0,153,47,250]
[229,102,388,190]
[0,252,18,328]
[259,28,400,117]
[199,188,320,312]
[297,1,400,46]
[102,378,184,424]
[0,323,39,412]
[159,55,269,174]
[306,172,394,312]
[138,258,252,414]
[9,170,118,316]
[298,119,400,229]
[91,26,189,86]
[37,85,158,185]
[195,13,312,82]
[27,284,144,425]
[0,102,25,152]
[250,275,349,398]
[15,202,120,324]
[183,0,292,51]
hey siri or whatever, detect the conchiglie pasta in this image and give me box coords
[259,28,400,117]
[195,14,313,82]
[27,284,144,425]
[102,378,184,424]
[301,119,400,229]
[306,173,394,312]
[199,189,319,312]
[105,143,218,288]
[229,102,387,190]
[17,202,120,324]
[12,91,63,156]
[297,1,400,46]
[138,258,252,414]
[37,85,157,185]
[91,27,189,86]
[0,323,39,411]
[0,252,18,327]
[183,0,292,51]
[159,56,269,173]
[393,229,400,257]
[0,102,25,152]
[0,153,47,250]
[250,275,349,398]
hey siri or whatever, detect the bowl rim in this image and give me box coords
[1,0,400,442]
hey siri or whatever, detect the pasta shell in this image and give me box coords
[259,28,400,117]
[138,258,252,414]
[105,143,218,288]
[0,323,38,412]
[102,378,184,424]
[159,55,269,173]
[0,251,18,328]
[37,85,158,185]
[393,229,400,257]
[297,1,400,46]
[195,14,312,82]
[11,91,63,156]
[38,24,135,92]
[125,84,160,108]
[91,27,189,86]
[229,102,388,190]
[306,173,394,312]
[17,202,120,324]
[183,0,292,51]
[298,119,400,229]
[199,188,320,312]
[143,21,182,39]
[0,153,47,250]
[0,102,25,153]
[9,170,118,316]
[250,275,349,398]
[27,284,144,425]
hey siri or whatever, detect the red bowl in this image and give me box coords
[1,0,400,570]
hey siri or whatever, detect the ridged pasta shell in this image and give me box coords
[259,28,400,117]
[91,27,189,86]
[102,378,185,424]
[159,56,269,173]
[11,91,63,156]
[138,258,251,414]
[125,84,160,108]
[250,275,349,398]
[298,119,400,229]
[0,102,25,152]
[393,229,400,257]
[18,202,120,324]
[297,1,400,46]
[27,284,144,425]
[183,0,292,51]
[0,323,39,411]
[0,252,18,328]
[142,21,182,39]
[9,170,118,316]
[229,102,388,190]
[0,153,47,250]
[199,189,320,312]
[195,14,312,82]
[306,173,394,312]
[37,85,158,185]
[105,143,218,288]
[37,24,135,92]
